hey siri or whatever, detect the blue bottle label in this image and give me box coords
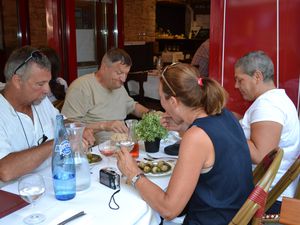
[58,140,72,156]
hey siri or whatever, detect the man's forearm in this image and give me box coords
[86,121,107,132]
[0,141,53,182]
[132,103,150,118]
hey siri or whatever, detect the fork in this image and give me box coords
[145,153,177,161]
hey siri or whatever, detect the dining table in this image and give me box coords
[0,132,180,225]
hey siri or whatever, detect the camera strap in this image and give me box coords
[109,189,120,210]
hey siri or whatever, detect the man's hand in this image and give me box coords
[106,120,129,133]
[82,128,95,148]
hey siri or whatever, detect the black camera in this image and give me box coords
[99,168,120,190]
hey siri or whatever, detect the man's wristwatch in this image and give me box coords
[131,173,145,188]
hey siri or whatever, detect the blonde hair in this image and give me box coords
[160,63,228,115]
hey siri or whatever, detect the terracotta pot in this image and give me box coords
[144,138,160,153]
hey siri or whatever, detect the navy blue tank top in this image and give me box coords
[183,108,254,225]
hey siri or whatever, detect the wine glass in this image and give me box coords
[18,173,46,224]
[98,140,118,165]
[118,140,135,152]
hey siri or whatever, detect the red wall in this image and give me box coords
[210,0,300,116]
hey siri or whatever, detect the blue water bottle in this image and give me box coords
[52,114,76,201]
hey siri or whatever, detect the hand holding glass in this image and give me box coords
[18,173,46,224]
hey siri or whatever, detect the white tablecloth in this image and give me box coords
[0,133,180,225]
[127,71,160,100]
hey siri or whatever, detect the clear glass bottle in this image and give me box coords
[52,114,76,201]
[66,122,91,191]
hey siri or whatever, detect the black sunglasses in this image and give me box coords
[14,50,43,75]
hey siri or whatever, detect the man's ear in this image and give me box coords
[253,70,264,83]
[11,74,22,89]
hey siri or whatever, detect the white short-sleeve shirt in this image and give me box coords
[0,95,59,171]
[240,89,300,200]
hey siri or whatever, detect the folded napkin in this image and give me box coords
[0,190,28,218]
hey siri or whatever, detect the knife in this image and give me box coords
[57,211,86,225]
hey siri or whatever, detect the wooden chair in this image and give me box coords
[264,154,300,211]
[124,71,163,112]
[124,71,148,103]
[229,148,283,225]
[263,179,300,223]
[52,99,64,112]
[253,149,280,186]
[294,180,300,199]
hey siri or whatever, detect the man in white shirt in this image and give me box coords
[0,46,95,185]
[234,50,300,213]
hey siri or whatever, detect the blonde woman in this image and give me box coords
[117,63,253,225]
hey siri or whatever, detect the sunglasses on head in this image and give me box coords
[160,62,180,96]
[14,50,43,75]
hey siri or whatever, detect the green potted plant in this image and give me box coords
[135,111,168,153]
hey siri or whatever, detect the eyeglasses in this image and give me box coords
[160,62,179,96]
[37,134,48,146]
[13,50,43,75]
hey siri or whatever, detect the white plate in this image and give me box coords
[138,160,175,177]
[87,153,102,166]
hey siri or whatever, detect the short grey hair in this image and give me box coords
[101,47,132,67]
[235,50,274,81]
[4,45,51,81]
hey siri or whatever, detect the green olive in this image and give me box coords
[143,165,151,173]
[152,166,162,173]
[138,161,146,169]
[157,160,164,167]
[160,164,169,172]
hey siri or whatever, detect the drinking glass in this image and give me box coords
[124,119,140,158]
[98,140,118,164]
[18,173,46,224]
[66,122,91,191]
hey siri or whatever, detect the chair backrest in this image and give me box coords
[253,149,279,185]
[52,99,65,112]
[124,71,148,102]
[264,154,300,211]
[229,148,283,225]
[293,177,300,199]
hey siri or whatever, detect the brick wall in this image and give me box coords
[2,0,47,52]
[29,0,47,48]
[2,0,18,52]
[124,0,156,42]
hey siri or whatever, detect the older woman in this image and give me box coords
[234,50,300,213]
[116,63,253,225]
